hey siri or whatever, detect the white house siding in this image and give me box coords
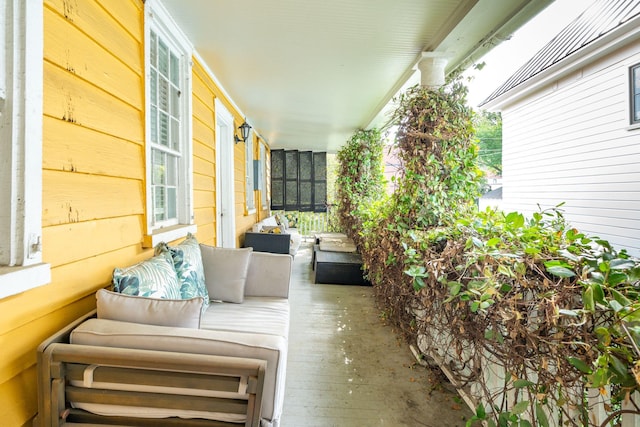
[500,42,640,256]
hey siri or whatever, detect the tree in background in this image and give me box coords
[474,110,502,175]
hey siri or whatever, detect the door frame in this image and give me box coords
[214,98,236,248]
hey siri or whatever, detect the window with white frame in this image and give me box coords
[245,131,256,212]
[0,0,50,299]
[631,63,640,125]
[145,0,194,245]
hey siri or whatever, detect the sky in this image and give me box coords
[465,0,598,108]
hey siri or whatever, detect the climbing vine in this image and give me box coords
[336,79,640,426]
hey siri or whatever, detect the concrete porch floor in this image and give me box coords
[281,243,473,426]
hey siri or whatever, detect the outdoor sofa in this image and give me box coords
[36,237,292,427]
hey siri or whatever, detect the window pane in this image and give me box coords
[166,155,177,186]
[159,111,169,147]
[159,78,169,112]
[171,87,180,118]
[150,106,158,143]
[158,39,169,77]
[150,31,157,67]
[154,186,165,221]
[170,53,179,86]
[150,71,157,105]
[152,150,165,184]
[167,187,177,219]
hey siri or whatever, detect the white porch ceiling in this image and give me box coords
[161,0,552,152]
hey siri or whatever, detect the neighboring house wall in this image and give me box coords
[498,42,640,255]
[1,1,268,424]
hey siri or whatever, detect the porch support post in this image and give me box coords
[418,52,448,88]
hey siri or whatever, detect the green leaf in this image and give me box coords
[609,299,624,313]
[513,379,534,388]
[448,281,462,296]
[611,289,631,307]
[558,248,580,262]
[610,259,636,270]
[535,403,549,427]
[475,403,486,418]
[511,400,530,415]
[609,355,630,383]
[470,301,480,313]
[546,266,576,278]
[583,287,595,312]
[519,421,532,427]
[486,237,501,247]
[568,357,592,374]
[608,272,628,286]
[505,212,525,228]
[592,284,605,305]
[595,327,611,346]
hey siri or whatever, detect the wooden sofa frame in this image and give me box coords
[35,311,266,427]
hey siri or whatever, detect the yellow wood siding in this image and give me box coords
[191,60,217,245]
[191,59,259,246]
[0,1,145,425]
[1,2,268,424]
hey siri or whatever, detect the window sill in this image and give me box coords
[627,123,640,131]
[143,223,198,248]
[0,263,51,300]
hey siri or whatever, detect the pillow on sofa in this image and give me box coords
[261,225,283,234]
[274,214,289,230]
[156,234,209,311]
[200,245,252,303]
[112,253,181,299]
[96,289,204,328]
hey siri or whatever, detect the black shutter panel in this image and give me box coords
[284,150,299,211]
[270,149,285,210]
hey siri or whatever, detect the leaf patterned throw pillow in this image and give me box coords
[157,233,209,311]
[112,252,182,299]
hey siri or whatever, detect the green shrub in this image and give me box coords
[337,78,640,425]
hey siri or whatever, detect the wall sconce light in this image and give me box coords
[234,119,252,144]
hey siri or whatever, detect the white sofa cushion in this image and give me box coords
[96,289,204,329]
[201,297,289,338]
[200,245,252,303]
[70,318,288,423]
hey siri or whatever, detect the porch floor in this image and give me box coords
[281,243,473,426]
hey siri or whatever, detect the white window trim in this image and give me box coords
[628,61,640,131]
[143,0,196,247]
[0,0,50,299]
